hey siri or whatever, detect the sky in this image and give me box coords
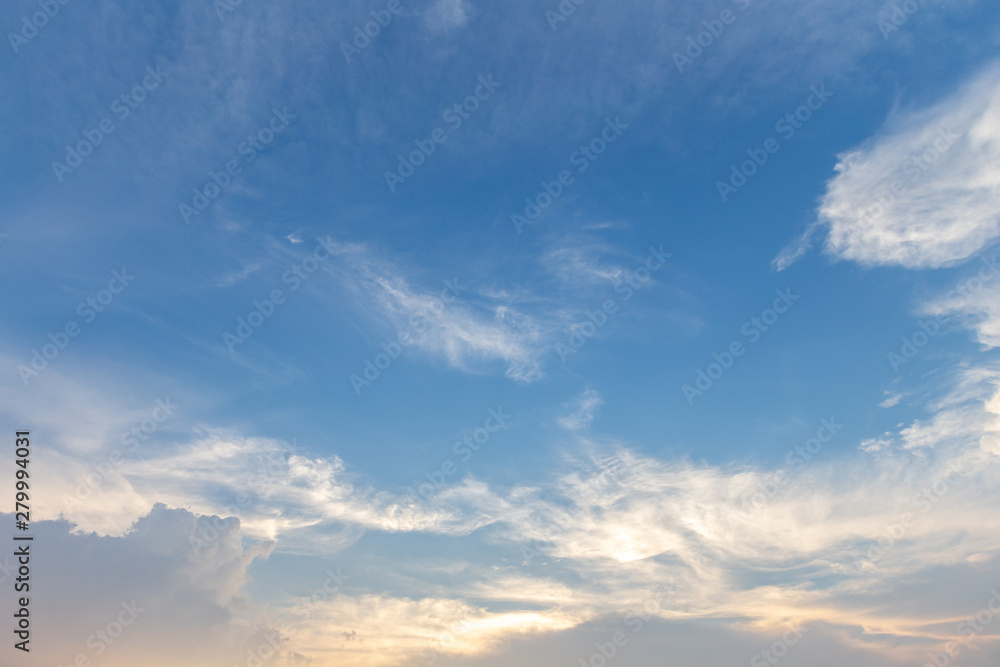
[1,0,1000,666]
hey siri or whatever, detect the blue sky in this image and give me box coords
[2,0,1000,666]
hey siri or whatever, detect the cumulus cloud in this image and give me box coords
[0,506,278,667]
[777,61,1000,270]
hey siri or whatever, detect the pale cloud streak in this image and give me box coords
[556,388,603,431]
[323,240,546,382]
[424,0,473,33]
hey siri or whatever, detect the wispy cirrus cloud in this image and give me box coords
[556,388,603,431]
[776,61,1000,270]
[322,239,547,382]
[924,271,1000,349]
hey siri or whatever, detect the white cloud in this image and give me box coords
[424,0,472,33]
[324,240,546,382]
[542,243,624,288]
[924,267,1000,349]
[0,357,179,457]
[285,377,1000,664]
[42,428,504,542]
[780,61,1000,269]
[556,388,603,431]
[772,226,819,272]
[286,592,581,667]
[213,259,267,287]
[878,391,905,408]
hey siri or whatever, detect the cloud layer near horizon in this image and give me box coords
[11,356,998,666]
